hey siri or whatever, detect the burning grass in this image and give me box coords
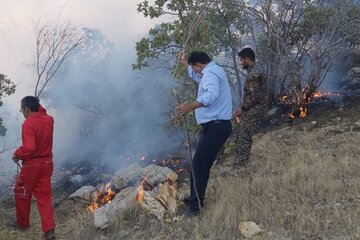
[280,88,342,118]
[88,182,116,212]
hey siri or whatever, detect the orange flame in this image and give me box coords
[162,158,181,166]
[313,91,341,98]
[289,113,296,119]
[280,89,341,119]
[136,177,147,203]
[88,182,116,212]
[299,107,307,118]
[175,168,187,174]
[280,95,288,102]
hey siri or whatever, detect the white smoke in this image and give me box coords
[0,1,180,174]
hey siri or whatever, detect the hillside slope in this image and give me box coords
[1,101,359,240]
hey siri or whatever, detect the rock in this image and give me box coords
[94,187,137,229]
[94,204,110,229]
[141,164,178,187]
[139,191,166,221]
[107,187,137,215]
[238,221,263,238]
[68,186,96,202]
[111,164,143,190]
[155,182,178,214]
[110,175,129,191]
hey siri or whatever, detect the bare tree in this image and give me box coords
[245,0,360,114]
[33,22,86,97]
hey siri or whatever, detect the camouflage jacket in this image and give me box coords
[241,63,268,116]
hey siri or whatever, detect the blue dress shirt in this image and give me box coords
[187,61,232,124]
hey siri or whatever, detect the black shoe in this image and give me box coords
[183,208,200,217]
[44,229,56,240]
[183,196,204,207]
[6,220,29,231]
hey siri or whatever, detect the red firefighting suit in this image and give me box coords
[13,105,55,233]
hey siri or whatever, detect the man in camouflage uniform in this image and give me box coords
[235,48,268,166]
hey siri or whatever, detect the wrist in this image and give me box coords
[192,101,203,110]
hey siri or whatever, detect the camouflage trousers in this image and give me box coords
[235,114,262,165]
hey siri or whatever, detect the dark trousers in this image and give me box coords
[188,120,232,211]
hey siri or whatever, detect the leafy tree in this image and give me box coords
[0,73,16,136]
[135,0,252,106]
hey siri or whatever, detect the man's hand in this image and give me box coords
[178,50,188,67]
[12,155,19,163]
[235,107,243,118]
[176,101,203,115]
[176,103,193,115]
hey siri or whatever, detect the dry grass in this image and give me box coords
[1,104,360,239]
[0,202,45,240]
[200,124,360,240]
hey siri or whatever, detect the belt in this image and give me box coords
[200,120,230,127]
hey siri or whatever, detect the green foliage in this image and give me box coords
[133,0,244,71]
[302,7,335,37]
[0,73,16,136]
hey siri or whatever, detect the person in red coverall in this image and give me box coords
[11,96,56,240]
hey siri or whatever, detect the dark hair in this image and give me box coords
[238,48,256,61]
[188,51,211,65]
[21,96,40,112]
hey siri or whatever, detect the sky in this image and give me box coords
[0,0,177,174]
[0,0,156,97]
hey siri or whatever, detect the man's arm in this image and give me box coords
[178,50,201,83]
[176,101,204,115]
[187,66,202,83]
[196,71,220,107]
[14,122,36,160]
[176,71,220,115]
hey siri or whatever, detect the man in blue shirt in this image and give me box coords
[177,51,232,216]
